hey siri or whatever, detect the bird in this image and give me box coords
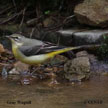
[6,34,81,65]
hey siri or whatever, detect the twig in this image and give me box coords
[0,11,23,25]
[19,8,26,28]
[57,35,61,46]
[0,63,10,66]
[26,15,43,26]
[0,6,12,15]
[63,15,75,23]
[27,18,37,24]
[12,0,17,10]
[44,23,63,31]
[30,27,36,38]
[44,15,75,32]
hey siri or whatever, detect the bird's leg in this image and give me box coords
[49,72,59,86]
[31,64,42,75]
[48,56,59,85]
[50,57,56,66]
[48,65,60,86]
[49,55,65,67]
[44,56,56,68]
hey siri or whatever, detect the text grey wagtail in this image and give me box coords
[6,34,81,65]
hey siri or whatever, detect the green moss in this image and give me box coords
[98,35,108,59]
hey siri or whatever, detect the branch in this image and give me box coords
[19,8,26,28]
[0,11,23,25]
[0,6,12,15]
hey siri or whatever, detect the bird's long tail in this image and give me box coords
[47,46,81,58]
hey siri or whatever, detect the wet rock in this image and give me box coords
[90,57,108,76]
[20,76,37,85]
[74,0,108,27]
[1,65,8,78]
[64,51,108,82]
[39,29,81,46]
[39,31,73,46]
[58,29,78,35]
[73,30,108,46]
[57,29,108,46]
[76,50,88,57]
[64,56,91,82]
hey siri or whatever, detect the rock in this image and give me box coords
[39,31,73,46]
[76,50,88,57]
[64,56,91,81]
[20,76,37,85]
[40,29,83,46]
[58,29,108,46]
[90,57,108,76]
[74,0,108,27]
[73,30,108,46]
[43,17,55,27]
[0,63,7,76]
[58,29,78,36]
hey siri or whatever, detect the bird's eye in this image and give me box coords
[12,36,19,41]
[12,36,18,39]
[15,37,19,39]
[16,37,19,39]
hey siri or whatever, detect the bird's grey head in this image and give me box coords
[6,34,26,46]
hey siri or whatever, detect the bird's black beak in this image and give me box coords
[5,35,12,41]
[6,35,10,38]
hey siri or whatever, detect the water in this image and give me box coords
[0,75,107,108]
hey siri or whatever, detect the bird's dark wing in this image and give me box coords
[19,44,65,55]
[19,43,75,59]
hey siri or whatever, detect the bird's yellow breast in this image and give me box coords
[12,44,50,65]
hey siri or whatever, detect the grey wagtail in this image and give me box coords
[6,34,81,65]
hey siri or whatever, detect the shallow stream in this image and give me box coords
[0,75,107,108]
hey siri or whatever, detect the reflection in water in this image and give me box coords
[0,75,108,108]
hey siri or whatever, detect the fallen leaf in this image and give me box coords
[8,61,29,75]
[44,67,53,72]
[0,44,5,53]
[8,68,20,75]
[14,61,29,72]
[53,67,58,72]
